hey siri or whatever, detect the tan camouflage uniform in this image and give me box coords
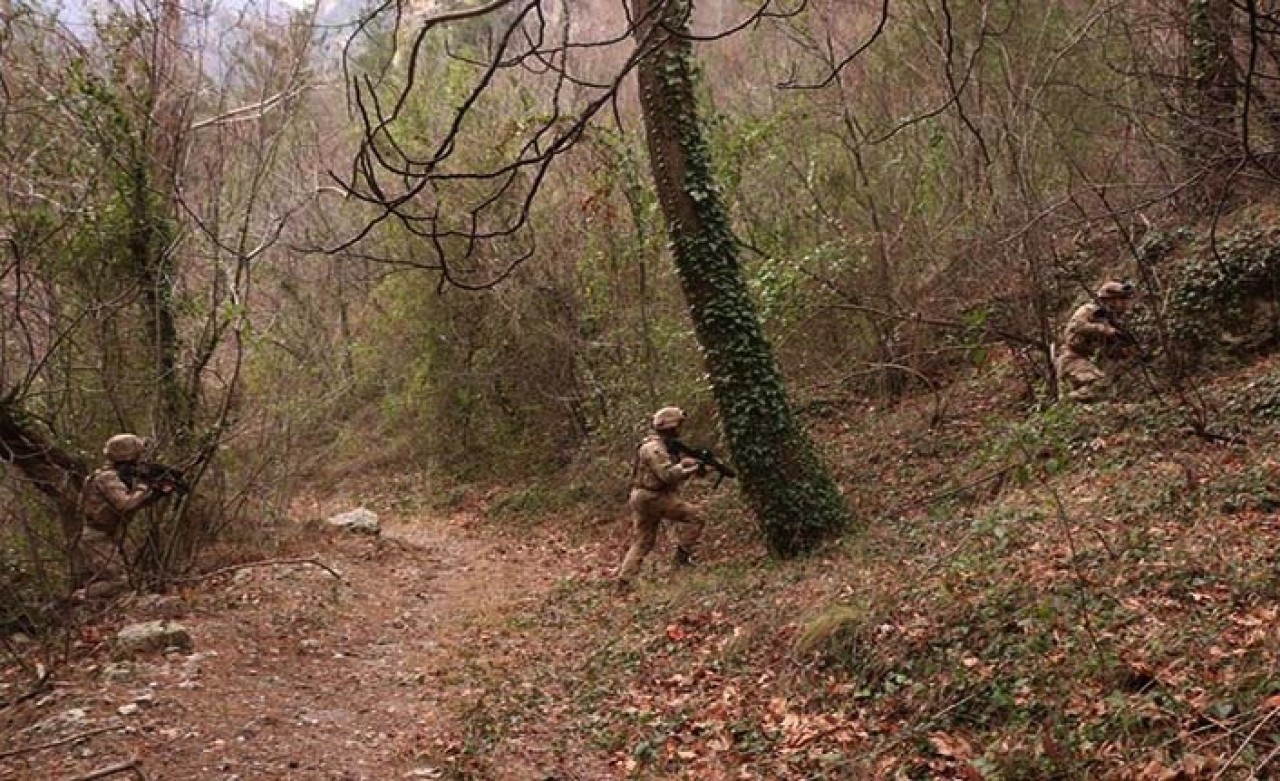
[74,434,155,599]
[616,407,704,585]
[1055,281,1136,402]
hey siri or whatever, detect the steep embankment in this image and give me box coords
[3,355,1279,781]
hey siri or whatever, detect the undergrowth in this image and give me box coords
[421,351,1280,780]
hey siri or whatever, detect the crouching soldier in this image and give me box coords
[1055,280,1138,402]
[616,406,705,588]
[74,434,174,600]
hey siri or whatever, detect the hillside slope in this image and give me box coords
[419,352,1280,780]
[2,355,1278,781]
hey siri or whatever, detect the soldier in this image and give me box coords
[1055,280,1138,402]
[74,434,173,599]
[616,406,705,588]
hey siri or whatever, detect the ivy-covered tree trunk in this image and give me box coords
[629,0,850,556]
[125,160,186,442]
[1182,0,1239,211]
[140,0,191,446]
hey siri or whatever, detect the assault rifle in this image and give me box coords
[668,439,737,488]
[1092,305,1151,362]
[123,461,191,497]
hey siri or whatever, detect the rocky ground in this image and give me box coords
[0,505,620,781]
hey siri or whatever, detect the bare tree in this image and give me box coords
[0,0,323,595]
[336,0,851,555]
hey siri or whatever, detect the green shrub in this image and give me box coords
[1166,228,1280,354]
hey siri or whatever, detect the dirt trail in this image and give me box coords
[0,510,600,781]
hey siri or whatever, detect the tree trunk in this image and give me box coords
[629,0,850,556]
[1183,0,1239,210]
[0,398,87,541]
[143,0,191,445]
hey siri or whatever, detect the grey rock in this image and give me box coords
[113,620,194,660]
[326,507,380,535]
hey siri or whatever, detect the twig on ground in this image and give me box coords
[0,636,49,710]
[175,557,345,584]
[1253,741,1280,777]
[62,759,149,781]
[1189,426,1246,445]
[915,465,1015,507]
[1212,705,1280,781]
[0,723,126,760]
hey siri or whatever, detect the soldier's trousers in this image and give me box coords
[1055,349,1108,402]
[617,488,703,582]
[73,526,131,599]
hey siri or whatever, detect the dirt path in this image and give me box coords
[0,509,608,781]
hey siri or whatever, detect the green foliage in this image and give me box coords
[1136,227,1195,264]
[351,268,566,480]
[977,401,1081,479]
[748,257,807,331]
[1223,371,1280,423]
[488,481,598,522]
[0,538,52,634]
[1166,228,1280,353]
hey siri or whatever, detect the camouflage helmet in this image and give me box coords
[103,433,147,462]
[651,406,687,432]
[1096,280,1135,300]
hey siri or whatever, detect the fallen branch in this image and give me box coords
[175,557,344,584]
[63,759,149,781]
[1253,742,1280,778]
[824,302,1047,349]
[916,464,1015,506]
[0,723,126,760]
[1189,426,1246,446]
[1212,705,1280,781]
[883,464,1017,518]
[0,634,49,710]
[0,669,50,711]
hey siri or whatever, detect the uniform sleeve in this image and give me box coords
[93,471,152,514]
[1072,315,1117,340]
[1064,305,1118,351]
[639,441,692,488]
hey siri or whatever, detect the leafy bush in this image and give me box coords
[1166,228,1280,353]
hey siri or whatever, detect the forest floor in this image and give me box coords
[3,352,1280,781]
[0,493,630,781]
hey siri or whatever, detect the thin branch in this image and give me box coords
[0,723,126,761]
[189,86,312,130]
[173,556,345,584]
[779,0,890,90]
[823,302,1047,349]
[63,760,149,781]
[0,637,49,710]
[1212,705,1280,781]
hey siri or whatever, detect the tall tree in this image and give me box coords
[627,0,848,555]
[339,0,851,555]
[1183,0,1240,210]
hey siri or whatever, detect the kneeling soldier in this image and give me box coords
[74,434,174,599]
[1055,280,1138,402]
